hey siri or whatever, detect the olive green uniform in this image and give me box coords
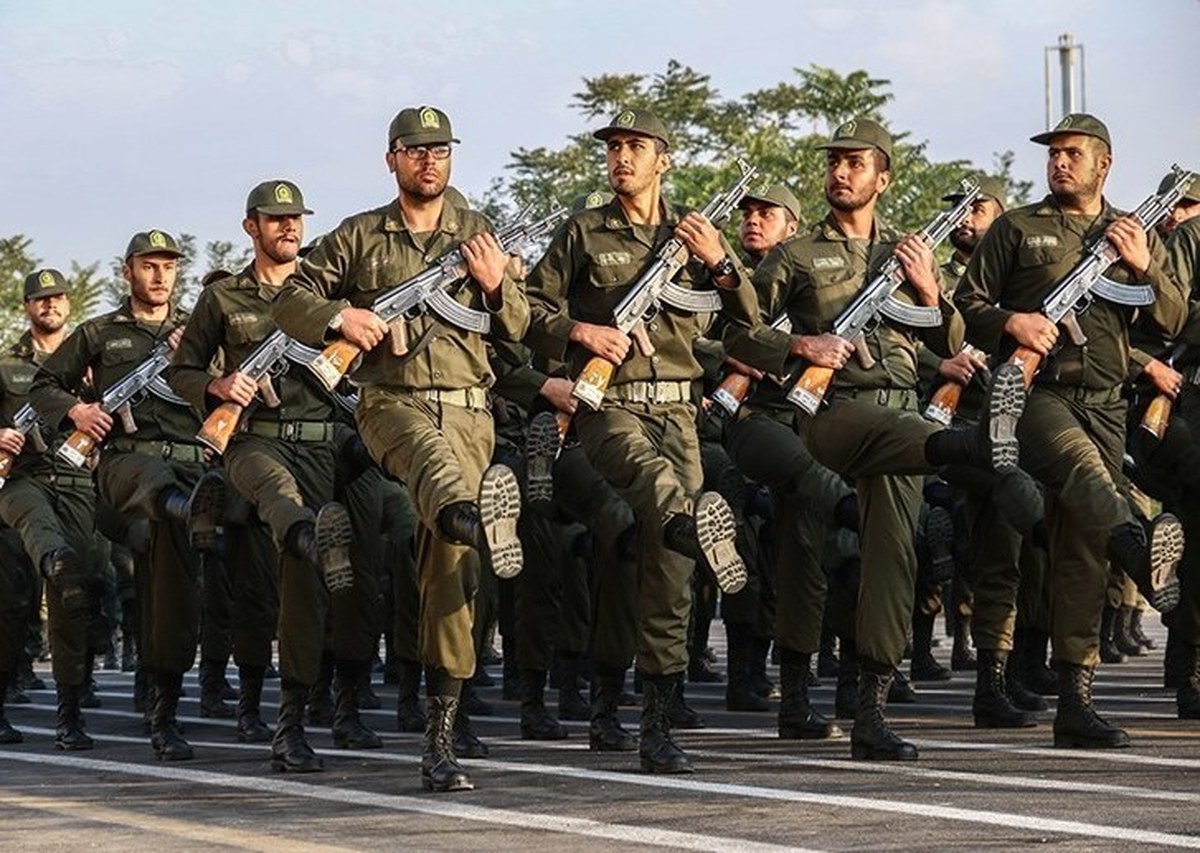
[272,198,529,681]
[955,195,1187,665]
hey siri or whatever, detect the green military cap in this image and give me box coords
[738,183,802,221]
[570,189,614,213]
[23,268,68,301]
[818,117,893,161]
[1030,113,1111,150]
[592,108,672,150]
[388,105,459,148]
[245,180,313,216]
[942,174,1008,211]
[1160,170,1200,204]
[125,229,185,260]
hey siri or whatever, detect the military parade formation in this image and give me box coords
[0,102,1198,801]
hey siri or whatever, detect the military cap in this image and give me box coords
[570,189,614,213]
[246,180,313,216]
[942,175,1008,211]
[1159,170,1200,204]
[388,106,459,148]
[738,183,802,222]
[592,109,672,150]
[23,268,68,301]
[818,117,893,161]
[125,229,185,260]
[1030,113,1111,150]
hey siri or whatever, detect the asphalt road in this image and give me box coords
[2,624,1199,852]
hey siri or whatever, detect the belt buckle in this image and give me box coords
[160,442,173,459]
[282,422,298,442]
[1191,366,1200,387]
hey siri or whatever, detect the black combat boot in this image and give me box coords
[1053,663,1129,749]
[1019,628,1057,695]
[438,465,524,580]
[888,668,916,703]
[777,649,842,739]
[422,696,473,792]
[452,702,489,758]
[850,659,918,760]
[555,654,590,721]
[358,668,382,710]
[726,622,770,712]
[590,672,636,751]
[236,664,272,743]
[460,678,493,717]
[950,610,976,671]
[520,669,567,740]
[80,657,101,709]
[1130,608,1155,650]
[307,652,335,725]
[272,680,324,772]
[41,547,91,614]
[639,674,693,774]
[395,659,426,733]
[973,649,1037,728]
[924,362,1025,472]
[54,682,93,751]
[834,641,860,720]
[199,658,236,719]
[910,610,951,682]
[1113,606,1147,657]
[750,634,779,699]
[1004,657,1048,712]
[284,505,355,593]
[662,492,747,594]
[1099,606,1126,665]
[1177,645,1200,719]
[151,672,194,760]
[817,629,839,679]
[1165,628,1189,689]
[524,411,559,507]
[332,660,382,749]
[1107,515,1183,613]
[666,673,705,729]
[0,672,23,744]
[501,635,522,701]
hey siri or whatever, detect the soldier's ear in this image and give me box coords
[385,150,397,174]
[121,263,133,284]
[876,170,892,195]
[242,217,258,240]
[656,151,671,177]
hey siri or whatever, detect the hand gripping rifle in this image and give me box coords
[308,204,568,392]
[922,343,990,425]
[0,403,47,487]
[709,311,792,418]
[786,177,981,415]
[1138,341,1191,440]
[570,159,759,410]
[58,341,178,468]
[1004,165,1197,389]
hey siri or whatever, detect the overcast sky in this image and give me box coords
[1,0,1194,274]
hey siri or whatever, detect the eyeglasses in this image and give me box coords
[392,143,452,161]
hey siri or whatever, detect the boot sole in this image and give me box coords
[850,743,919,760]
[315,503,355,594]
[639,758,695,774]
[924,506,956,585]
[479,465,523,579]
[987,363,1026,472]
[271,757,325,772]
[524,412,560,506]
[1148,514,1184,613]
[422,775,475,792]
[1052,733,1131,749]
[187,472,226,551]
[694,492,746,594]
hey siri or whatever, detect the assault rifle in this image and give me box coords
[570,159,759,410]
[0,404,47,487]
[922,343,990,425]
[709,311,792,418]
[308,204,568,392]
[787,178,981,415]
[1004,165,1197,389]
[1138,341,1193,440]
[59,340,179,468]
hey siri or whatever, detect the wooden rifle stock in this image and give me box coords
[311,339,365,391]
[786,365,835,415]
[711,372,755,417]
[924,381,965,426]
[571,357,616,411]
[196,401,246,455]
[58,431,98,468]
[1140,394,1173,440]
[1007,346,1042,388]
[0,450,15,484]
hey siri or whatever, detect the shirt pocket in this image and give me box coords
[807,266,863,327]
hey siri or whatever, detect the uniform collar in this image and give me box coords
[944,252,969,276]
[382,196,463,237]
[599,195,681,232]
[236,263,286,303]
[1032,193,1116,218]
[818,211,890,242]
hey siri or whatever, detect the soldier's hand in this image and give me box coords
[722,355,764,380]
[938,350,985,384]
[1145,358,1184,399]
[675,213,726,270]
[207,371,258,407]
[896,234,940,305]
[1004,312,1059,355]
[461,232,508,296]
[0,428,25,456]
[1107,216,1152,277]
[569,322,631,365]
[168,326,186,351]
[791,333,856,369]
[67,402,112,442]
[338,308,389,352]
[539,377,578,415]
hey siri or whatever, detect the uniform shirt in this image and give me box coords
[31,298,200,443]
[955,196,1187,392]
[524,197,760,385]
[271,198,529,392]
[168,266,333,423]
[730,212,963,393]
[0,331,75,476]
[1167,216,1200,375]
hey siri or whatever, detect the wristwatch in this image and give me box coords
[328,311,345,332]
[710,254,736,278]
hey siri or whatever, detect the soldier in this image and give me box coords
[167,182,361,771]
[524,108,758,774]
[956,114,1188,748]
[272,105,529,793]
[727,118,1019,760]
[31,235,224,761]
[0,269,99,749]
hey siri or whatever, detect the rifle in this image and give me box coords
[710,311,792,418]
[922,343,990,425]
[571,159,759,410]
[196,329,300,454]
[58,341,178,468]
[1138,341,1190,440]
[308,204,568,392]
[786,177,981,415]
[1003,165,1197,390]
[0,403,47,488]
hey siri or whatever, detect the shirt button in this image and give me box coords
[651,355,660,364]
[433,370,442,379]
[649,322,658,332]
